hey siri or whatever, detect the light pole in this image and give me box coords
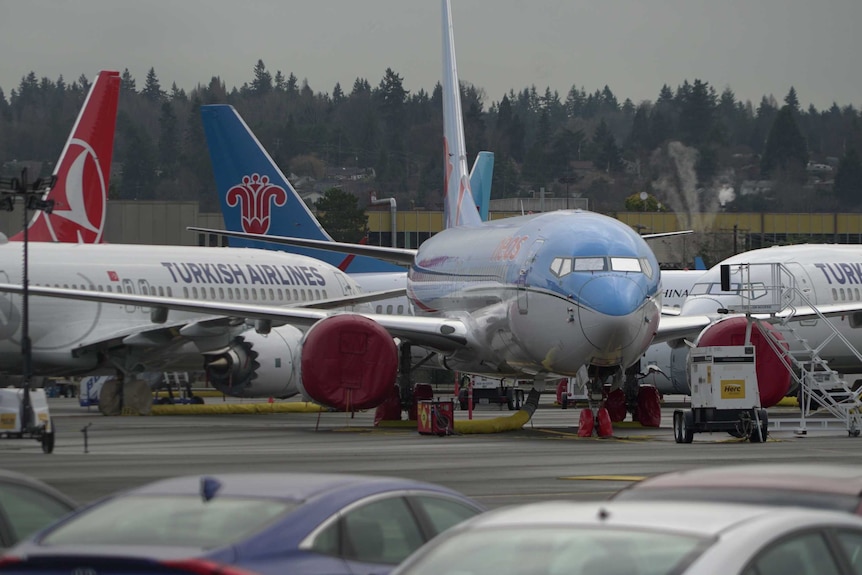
[0,167,55,433]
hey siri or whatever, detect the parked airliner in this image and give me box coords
[10,70,120,244]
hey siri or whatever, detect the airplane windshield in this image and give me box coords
[610,257,642,273]
[551,257,645,278]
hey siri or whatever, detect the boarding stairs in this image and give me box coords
[720,262,862,436]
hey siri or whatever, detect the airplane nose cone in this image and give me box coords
[578,275,648,353]
[578,275,646,317]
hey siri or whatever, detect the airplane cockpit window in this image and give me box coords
[550,257,573,278]
[640,258,654,279]
[610,257,642,273]
[574,257,606,272]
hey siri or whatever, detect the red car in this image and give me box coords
[612,463,862,515]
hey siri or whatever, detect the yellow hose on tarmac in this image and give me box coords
[150,402,327,415]
[453,388,540,433]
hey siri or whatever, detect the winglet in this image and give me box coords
[12,70,120,243]
[442,0,482,229]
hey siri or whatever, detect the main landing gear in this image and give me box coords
[577,364,662,438]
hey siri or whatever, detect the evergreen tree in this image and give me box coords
[158,101,178,177]
[784,87,800,111]
[120,68,136,93]
[761,105,808,177]
[274,70,286,92]
[251,59,272,95]
[834,147,862,206]
[314,187,368,243]
[679,79,715,146]
[169,82,187,102]
[142,67,165,102]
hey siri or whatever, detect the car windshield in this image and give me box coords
[614,487,861,514]
[40,495,296,548]
[400,526,709,575]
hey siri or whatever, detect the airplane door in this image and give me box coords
[517,239,544,314]
[785,262,817,326]
[121,278,136,313]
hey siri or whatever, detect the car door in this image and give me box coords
[741,529,843,575]
[0,478,75,550]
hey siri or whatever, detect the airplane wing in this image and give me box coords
[652,301,862,346]
[188,227,417,266]
[0,284,469,352]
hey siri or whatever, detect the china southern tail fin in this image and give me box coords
[11,70,120,243]
[442,0,482,229]
[470,151,494,221]
[200,104,404,273]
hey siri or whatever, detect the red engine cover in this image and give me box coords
[695,316,790,407]
[300,315,398,411]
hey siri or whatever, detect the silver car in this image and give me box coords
[391,500,862,575]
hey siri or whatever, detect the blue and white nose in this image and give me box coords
[578,276,647,351]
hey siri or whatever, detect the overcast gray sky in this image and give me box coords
[1,0,859,111]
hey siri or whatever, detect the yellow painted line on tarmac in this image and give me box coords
[560,475,646,482]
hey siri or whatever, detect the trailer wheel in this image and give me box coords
[749,409,768,443]
[672,410,684,443]
[41,421,55,454]
[681,411,694,443]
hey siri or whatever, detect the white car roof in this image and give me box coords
[466,501,862,538]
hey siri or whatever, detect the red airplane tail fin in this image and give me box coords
[11,70,120,243]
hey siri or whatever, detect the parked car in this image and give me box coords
[611,463,862,514]
[390,500,862,575]
[0,472,484,575]
[0,469,76,551]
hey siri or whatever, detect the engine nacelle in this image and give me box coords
[297,314,398,411]
[693,316,790,407]
[203,325,303,398]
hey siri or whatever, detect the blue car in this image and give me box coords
[0,473,485,575]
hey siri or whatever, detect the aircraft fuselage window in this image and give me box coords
[252,289,257,301]
[610,257,642,273]
[387,305,393,314]
[397,305,404,314]
[193,287,199,299]
[269,288,275,301]
[210,288,216,299]
[107,285,112,293]
[166,287,172,297]
[574,257,606,272]
[260,289,266,301]
[376,305,383,313]
[292,289,298,301]
[323,290,328,299]
[833,288,838,301]
[243,288,249,300]
[218,287,224,299]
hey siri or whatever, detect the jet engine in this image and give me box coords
[297,314,398,411]
[693,316,790,408]
[203,325,303,398]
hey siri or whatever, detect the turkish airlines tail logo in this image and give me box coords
[12,70,120,244]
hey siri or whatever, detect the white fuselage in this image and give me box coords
[407,210,662,380]
[681,244,862,378]
[0,241,359,375]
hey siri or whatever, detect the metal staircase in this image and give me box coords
[720,262,862,436]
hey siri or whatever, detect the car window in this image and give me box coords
[0,481,74,545]
[398,526,708,575]
[835,530,862,575]
[341,497,424,565]
[40,495,294,548]
[743,531,840,575]
[409,495,481,536]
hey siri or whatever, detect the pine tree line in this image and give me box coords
[1,62,861,213]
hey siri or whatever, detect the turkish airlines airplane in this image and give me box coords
[11,70,120,244]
